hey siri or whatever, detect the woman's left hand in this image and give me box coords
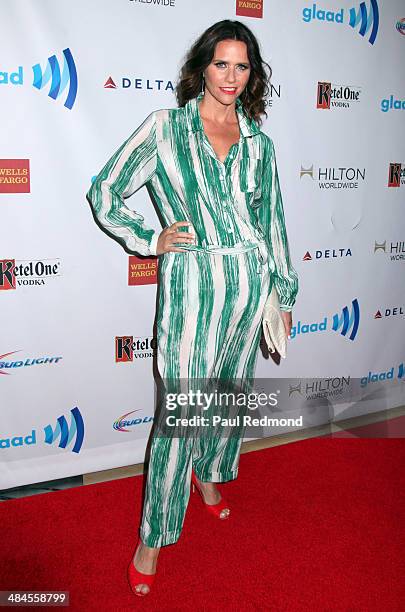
[280,310,292,339]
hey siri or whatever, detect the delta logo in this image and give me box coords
[236,0,263,19]
[374,306,404,319]
[0,406,85,454]
[115,335,156,363]
[290,298,360,341]
[300,164,365,188]
[316,82,361,110]
[0,48,78,110]
[103,75,174,92]
[0,258,61,290]
[113,410,153,432]
[359,363,404,387]
[0,160,30,194]
[0,351,62,376]
[388,163,404,187]
[302,1,379,45]
[374,240,405,261]
[289,376,351,401]
[303,248,352,261]
[128,255,158,286]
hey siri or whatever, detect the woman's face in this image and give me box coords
[203,39,251,105]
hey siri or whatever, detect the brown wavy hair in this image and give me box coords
[175,19,271,126]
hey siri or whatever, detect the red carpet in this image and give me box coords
[1,438,404,611]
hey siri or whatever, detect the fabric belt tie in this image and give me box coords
[178,240,268,274]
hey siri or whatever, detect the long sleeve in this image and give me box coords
[255,136,299,311]
[86,110,159,256]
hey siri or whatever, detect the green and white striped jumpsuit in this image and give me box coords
[87,92,298,547]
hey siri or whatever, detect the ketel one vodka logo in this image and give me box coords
[291,299,360,341]
[316,81,361,109]
[300,164,365,189]
[374,240,405,262]
[0,258,61,290]
[388,163,404,188]
[115,336,157,363]
[302,1,379,45]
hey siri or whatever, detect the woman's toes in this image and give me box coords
[136,584,149,595]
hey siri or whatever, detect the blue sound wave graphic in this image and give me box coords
[332,299,360,341]
[44,406,84,453]
[32,48,78,109]
[349,0,379,45]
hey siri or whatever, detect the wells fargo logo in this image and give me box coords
[236,0,263,19]
[128,255,157,286]
[0,160,30,194]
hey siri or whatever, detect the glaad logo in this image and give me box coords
[0,49,77,110]
[291,299,360,341]
[360,363,404,387]
[374,240,405,261]
[0,258,61,290]
[300,164,365,188]
[44,407,84,454]
[388,163,404,187]
[103,75,174,92]
[303,248,352,261]
[0,407,84,453]
[316,82,361,109]
[289,377,351,400]
[32,48,78,109]
[113,410,153,432]
[332,299,360,341]
[0,351,62,375]
[381,95,405,112]
[302,1,379,45]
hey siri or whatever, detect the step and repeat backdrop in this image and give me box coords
[1,0,404,488]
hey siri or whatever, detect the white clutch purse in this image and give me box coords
[262,284,287,359]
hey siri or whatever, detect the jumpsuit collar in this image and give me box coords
[184,91,260,138]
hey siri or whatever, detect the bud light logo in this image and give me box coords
[332,299,360,341]
[113,410,153,432]
[32,48,78,109]
[44,407,84,453]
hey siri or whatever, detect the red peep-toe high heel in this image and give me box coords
[191,469,230,519]
[127,538,156,597]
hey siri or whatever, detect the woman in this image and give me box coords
[87,19,298,596]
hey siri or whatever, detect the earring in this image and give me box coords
[200,73,205,95]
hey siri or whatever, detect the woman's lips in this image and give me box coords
[219,87,237,95]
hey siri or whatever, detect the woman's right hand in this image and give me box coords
[156,221,195,255]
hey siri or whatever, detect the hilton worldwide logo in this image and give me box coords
[300,164,365,189]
